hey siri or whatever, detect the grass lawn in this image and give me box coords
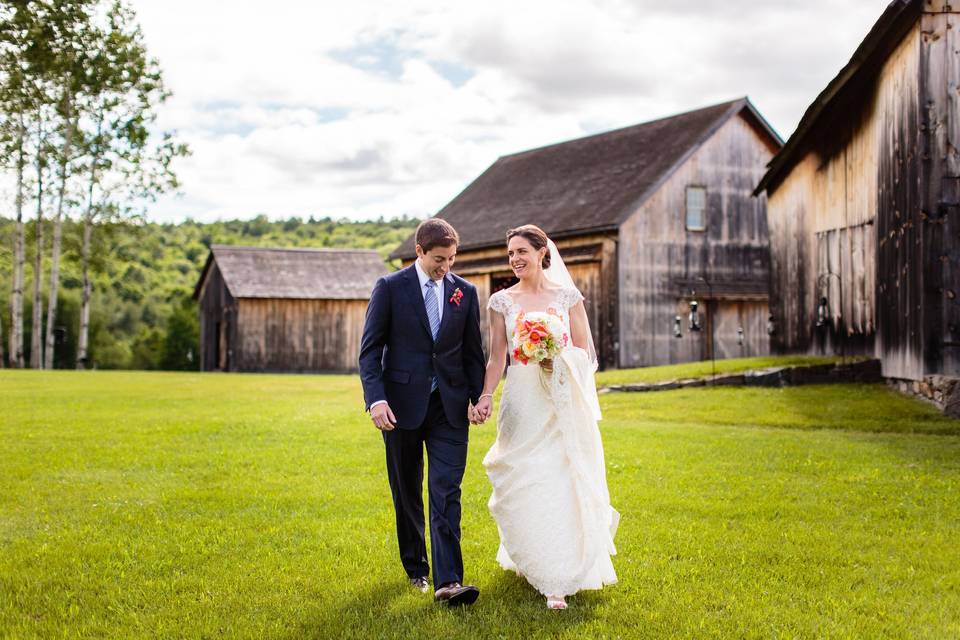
[2,370,959,639]
[594,355,857,387]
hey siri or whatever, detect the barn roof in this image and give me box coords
[391,97,782,259]
[193,245,388,300]
[755,0,921,196]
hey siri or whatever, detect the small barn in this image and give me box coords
[391,98,783,369]
[192,245,388,373]
[756,0,959,382]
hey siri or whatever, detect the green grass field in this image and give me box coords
[2,369,959,639]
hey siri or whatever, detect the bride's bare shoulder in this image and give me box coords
[543,283,573,296]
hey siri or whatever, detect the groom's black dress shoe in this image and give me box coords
[410,576,430,593]
[434,582,480,606]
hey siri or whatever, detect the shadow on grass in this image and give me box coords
[603,384,960,437]
[294,569,602,639]
[774,384,960,436]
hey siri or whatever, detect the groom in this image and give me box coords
[358,218,486,605]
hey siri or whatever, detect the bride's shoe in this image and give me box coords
[546,595,567,610]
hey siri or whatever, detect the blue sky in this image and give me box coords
[132,0,892,223]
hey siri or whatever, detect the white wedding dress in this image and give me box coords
[483,287,619,597]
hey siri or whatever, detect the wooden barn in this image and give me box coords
[192,245,388,373]
[756,0,959,381]
[391,98,783,369]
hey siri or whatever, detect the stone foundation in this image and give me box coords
[888,375,960,418]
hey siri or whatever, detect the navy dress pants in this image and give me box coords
[382,390,468,588]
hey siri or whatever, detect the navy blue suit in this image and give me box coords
[358,264,485,586]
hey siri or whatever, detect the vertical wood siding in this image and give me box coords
[920,3,960,376]
[618,113,775,367]
[768,10,959,380]
[767,22,927,377]
[197,262,236,372]
[234,298,368,373]
[766,154,818,357]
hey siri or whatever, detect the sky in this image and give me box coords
[131,0,893,224]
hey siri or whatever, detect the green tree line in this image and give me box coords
[0,214,419,369]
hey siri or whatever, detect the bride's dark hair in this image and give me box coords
[506,225,551,269]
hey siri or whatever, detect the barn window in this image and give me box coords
[685,186,706,231]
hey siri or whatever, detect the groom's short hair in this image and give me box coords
[415,218,460,253]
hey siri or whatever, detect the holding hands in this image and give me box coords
[470,394,493,425]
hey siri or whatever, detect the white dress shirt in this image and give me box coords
[370,261,445,411]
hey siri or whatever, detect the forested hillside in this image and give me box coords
[0,215,419,370]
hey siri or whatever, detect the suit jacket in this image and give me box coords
[358,264,485,429]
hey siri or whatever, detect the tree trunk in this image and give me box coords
[43,203,64,369]
[29,119,45,370]
[44,97,75,370]
[77,212,92,369]
[9,117,26,368]
[77,109,105,371]
[76,158,97,370]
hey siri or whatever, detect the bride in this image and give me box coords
[471,224,619,610]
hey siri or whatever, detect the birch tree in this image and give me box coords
[19,1,65,370]
[0,0,83,369]
[2,0,184,369]
[6,113,26,368]
[44,1,93,369]
[75,0,186,368]
[1,3,33,368]
[29,116,47,368]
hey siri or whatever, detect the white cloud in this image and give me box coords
[131,0,891,223]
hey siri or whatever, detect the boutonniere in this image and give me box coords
[449,287,463,306]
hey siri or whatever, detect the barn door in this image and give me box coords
[211,322,220,371]
[218,318,229,371]
[712,301,746,360]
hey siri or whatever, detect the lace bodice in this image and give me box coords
[487,287,584,348]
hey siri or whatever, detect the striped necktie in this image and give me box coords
[425,280,440,390]
[424,280,440,340]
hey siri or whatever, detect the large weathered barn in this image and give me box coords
[392,98,783,369]
[756,0,959,381]
[193,245,388,373]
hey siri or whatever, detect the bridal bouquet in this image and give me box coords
[512,311,569,366]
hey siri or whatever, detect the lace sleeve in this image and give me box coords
[487,290,511,314]
[558,287,584,310]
